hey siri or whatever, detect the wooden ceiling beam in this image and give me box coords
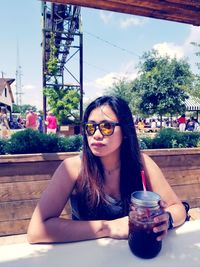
[43,0,200,26]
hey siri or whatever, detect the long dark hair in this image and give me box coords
[77,95,143,208]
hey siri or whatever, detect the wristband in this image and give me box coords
[166,212,174,230]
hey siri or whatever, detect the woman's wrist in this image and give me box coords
[101,220,110,237]
[166,211,174,230]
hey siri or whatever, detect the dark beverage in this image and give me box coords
[128,221,162,259]
[128,191,163,259]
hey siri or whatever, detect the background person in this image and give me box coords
[26,109,37,130]
[45,111,57,134]
[27,96,186,244]
[0,107,10,139]
[177,114,186,132]
[37,113,43,133]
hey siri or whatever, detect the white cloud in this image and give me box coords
[153,42,184,59]
[83,68,137,102]
[186,26,200,44]
[21,84,43,110]
[120,17,147,29]
[183,25,200,55]
[99,10,114,24]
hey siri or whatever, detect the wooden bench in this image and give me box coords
[0,148,200,237]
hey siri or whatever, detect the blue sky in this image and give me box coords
[0,0,200,110]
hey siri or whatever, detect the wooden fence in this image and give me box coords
[0,148,200,237]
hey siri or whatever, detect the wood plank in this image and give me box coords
[0,200,71,222]
[0,161,60,177]
[0,200,37,222]
[0,219,29,236]
[150,154,200,168]
[0,180,49,202]
[163,169,200,186]
[0,152,78,163]
[45,0,200,26]
[0,174,51,183]
[171,184,200,208]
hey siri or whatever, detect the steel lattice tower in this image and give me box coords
[41,1,83,122]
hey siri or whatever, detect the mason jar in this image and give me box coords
[128,191,164,259]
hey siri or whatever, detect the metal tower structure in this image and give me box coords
[15,44,23,107]
[41,1,83,122]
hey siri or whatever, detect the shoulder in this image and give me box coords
[141,152,155,165]
[59,155,82,181]
[141,152,163,176]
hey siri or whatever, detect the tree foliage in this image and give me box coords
[132,50,193,117]
[44,86,80,125]
[105,77,139,114]
[12,104,37,114]
[44,32,80,125]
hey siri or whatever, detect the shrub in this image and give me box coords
[58,135,83,152]
[151,128,180,148]
[139,137,153,149]
[5,129,43,154]
[148,128,200,149]
[0,139,7,155]
[1,128,200,155]
[3,129,83,155]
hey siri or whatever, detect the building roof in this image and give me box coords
[0,78,15,103]
[185,96,200,111]
[43,0,200,26]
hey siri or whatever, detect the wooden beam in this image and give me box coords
[43,0,200,26]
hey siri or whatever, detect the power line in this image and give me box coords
[83,60,110,74]
[84,31,140,57]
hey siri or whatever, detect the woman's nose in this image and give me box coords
[93,126,103,138]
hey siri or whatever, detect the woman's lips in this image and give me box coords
[91,142,105,148]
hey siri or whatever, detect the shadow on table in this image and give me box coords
[0,230,199,267]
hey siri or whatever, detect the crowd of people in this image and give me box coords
[135,115,200,133]
[1,105,200,140]
[0,107,58,139]
[177,114,200,132]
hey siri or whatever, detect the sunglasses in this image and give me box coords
[84,121,120,136]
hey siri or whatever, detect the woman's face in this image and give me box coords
[86,105,122,158]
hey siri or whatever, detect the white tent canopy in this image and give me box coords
[185,96,200,111]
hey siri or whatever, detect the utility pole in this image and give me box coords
[15,43,23,107]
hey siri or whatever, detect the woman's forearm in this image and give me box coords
[27,217,109,244]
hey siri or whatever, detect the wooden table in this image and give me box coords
[0,220,200,267]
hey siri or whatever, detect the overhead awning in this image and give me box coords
[43,0,200,26]
[185,96,200,111]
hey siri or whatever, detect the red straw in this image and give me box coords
[141,170,147,191]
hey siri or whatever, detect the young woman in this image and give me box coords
[27,96,186,244]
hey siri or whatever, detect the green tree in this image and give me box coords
[191,42,200,70]
[105,77,140,114]
[132,50,193,120]
[12,104,37,114]
[44,86,80,125]
[44,32,80,125]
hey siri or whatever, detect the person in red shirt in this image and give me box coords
[177,114,186,132]
[45,111,57,134]
[26,109,37,130]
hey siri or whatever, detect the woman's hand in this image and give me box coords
[153,200,170,241]
[104,216,129,239]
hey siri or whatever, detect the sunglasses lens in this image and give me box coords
[100,122,114,136]
[85,123,95,135]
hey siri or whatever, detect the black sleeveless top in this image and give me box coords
[70,193,129,220]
